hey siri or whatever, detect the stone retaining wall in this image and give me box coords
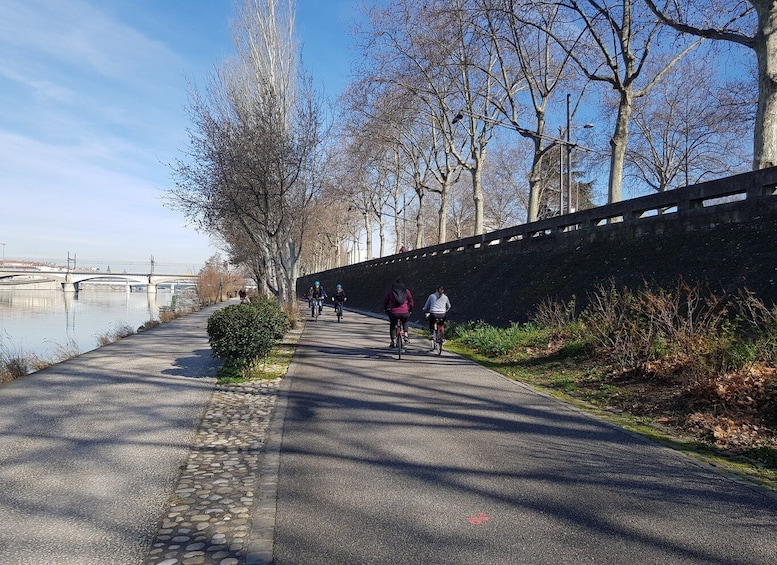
[298,168,777,326]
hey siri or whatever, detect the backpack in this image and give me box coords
[391,285,407,306]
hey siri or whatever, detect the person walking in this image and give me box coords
[423,286,451,349]
[383,277,414,348]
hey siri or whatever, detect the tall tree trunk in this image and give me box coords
[378,219,386,257]
[437,177,453,243]
[437,190,447,244]
[755,8,777,169]
[527,141,544,223]
[608,90,633,204]
[415,192,424,249]
[471,163,485,234]
[363,212,373,261]
[393,192,403,252]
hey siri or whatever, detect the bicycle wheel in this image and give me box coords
[397,327,403,360]
[313,301,319,321]
[436,325,444,356]
[336,304,342,321]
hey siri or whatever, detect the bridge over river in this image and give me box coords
[0,268,197,293]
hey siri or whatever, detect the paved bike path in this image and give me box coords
[273,310,777,564]
[0,306,221,565]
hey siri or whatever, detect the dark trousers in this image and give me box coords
[389,313,410,341]
[428,315,446,333]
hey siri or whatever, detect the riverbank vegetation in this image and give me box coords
[1,291,202,384]
[446,280,777,485]
[0,338,81,384]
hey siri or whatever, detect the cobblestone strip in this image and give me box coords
[143,378,281,565]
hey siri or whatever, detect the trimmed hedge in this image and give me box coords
[207,297,291,365]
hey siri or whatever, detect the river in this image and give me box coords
[0,288,191,361]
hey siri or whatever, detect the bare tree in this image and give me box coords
[338,77,429,252]
[481,142,529,229]
[625,54,753,193]
[166,0,324,304]
[531,0,703,205]
[359,0,512,237]
[478,0,590,222]
[644,0,777,169]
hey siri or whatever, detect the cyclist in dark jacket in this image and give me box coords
[305,281,326,316]
[331,284,347,317]
[383,277,414,348]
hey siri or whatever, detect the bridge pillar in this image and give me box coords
[147,283,157,294]
[63,272,76,293]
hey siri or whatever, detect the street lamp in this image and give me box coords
[565,93,594,213]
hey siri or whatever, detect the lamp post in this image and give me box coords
[0,243,5,267]
[565,94,595,213]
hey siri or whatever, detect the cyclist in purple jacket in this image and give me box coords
[383,277,414,348]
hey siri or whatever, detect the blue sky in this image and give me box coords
[0,0,357,272]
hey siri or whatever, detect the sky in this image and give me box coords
[0,0,358,273]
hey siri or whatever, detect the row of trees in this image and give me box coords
[167,0,775,306]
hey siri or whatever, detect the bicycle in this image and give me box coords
[395,321,409,360]
[432,318,445,356]
[333,300,344,322]
[310,298,322,321]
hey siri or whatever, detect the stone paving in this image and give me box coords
[143,377,282,565]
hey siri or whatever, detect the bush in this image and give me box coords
[207,298,290,366]
[532,296,577,329]
[251,296,292,340]
[578,279,777,382]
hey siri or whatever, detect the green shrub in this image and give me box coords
[445,320,490,340]
[207,298,290,366]
[251,296,291,340]
[452,321,553,357]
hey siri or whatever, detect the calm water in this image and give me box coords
[0,288,184,360]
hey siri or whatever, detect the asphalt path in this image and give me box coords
[273,309,777,565]
[0,305,220,565]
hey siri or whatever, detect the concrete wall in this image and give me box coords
[298,167,777,327]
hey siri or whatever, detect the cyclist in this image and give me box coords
[423,286,451,349]
[383,277,414,348]
[331,283,347,318]
[306,281,327,317]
